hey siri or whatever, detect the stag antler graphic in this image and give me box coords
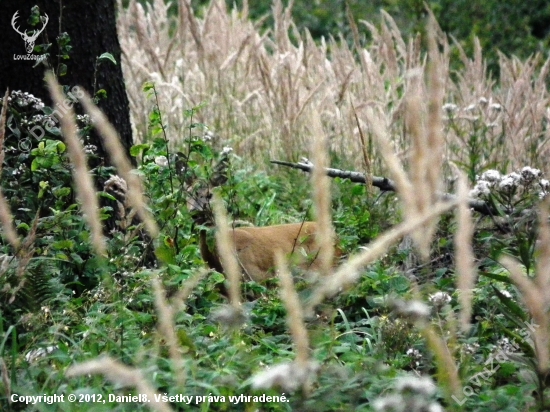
[11,11,49,54]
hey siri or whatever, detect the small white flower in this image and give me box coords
[395,376,437,396]
[463,342,480,355]
[84,144,97,154]
[405,348,423,367]
[496,336,519,353]
[490,103,502,111]
[203,130,215,141]
[221,146,233,155]
[469,180,491,198]
[498,176,517,192]
[251,360,319,392]
[373,395,403,412]
[428,291,451,309]
[155,156,168,167]
[25,345,58,363]
[479,97,488,105]
[500,290,512,298]
[479,170,501,183]
[464,103,476,112]
[393,300,430,322]
[520,166,542,185]
[442,103,458,113]
[508,172,521,184]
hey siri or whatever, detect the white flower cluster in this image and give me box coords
[462,342,480,355]
[393,299,431,322]
[442,97,502,116]
[428,291,451,310]
[251,360,319,393]
[470,167,549,200]
[373,376,443,412]
[405,348,423,368]
[154,155,168,167]
[76,114,92,126]
[8,90,45,110]
[25,345,58,363]
[442,97,502,129]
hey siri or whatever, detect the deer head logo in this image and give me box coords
[11,11,49,54]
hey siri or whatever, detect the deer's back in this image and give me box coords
[230,222,320,281]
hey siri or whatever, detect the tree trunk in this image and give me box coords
[0,0,133,162]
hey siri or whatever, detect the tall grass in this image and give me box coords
[118,0,550,175]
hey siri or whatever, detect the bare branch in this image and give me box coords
[271,159,494,215]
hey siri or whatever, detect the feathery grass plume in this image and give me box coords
[535,199,550,303]
[365,106,414,205]
[454,169,477,332]
[424,18,445,244]
[119,0,550,171]
[251,253,319,393]
[46,73,106,256]
[310,110,335,277]
[66,355,174,412]
[0,91,21,249]
[0,89,8,172]
[420,323,462,404]
[352,103,372,187]
[211,193,242,312]
[0,357,10,402]
[0,189,20,250]
[500,256,550,374]
[393,297,462,404]
[275,250,310,365]
[10,211,39,303]
[151,276,186,388]
[78,91,159,239]
[307,201,456,313]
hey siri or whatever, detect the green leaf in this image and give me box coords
[492,286,527,322]
[95,89,107,100]
[58,63,68,77]
[97,191,117,202]
[53,187,71,198]
[142,81,155,92]
[17,223,30,231]
[55,141,66,153]
[52,239,74,250]
[155,244,176,265]
[97,52,117,65]
[130,143,150,157]
[480,270,512,284]
[70,253,85,265]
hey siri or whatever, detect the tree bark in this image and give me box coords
[0,0,133,162]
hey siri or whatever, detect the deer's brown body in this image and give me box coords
[198,222,325,282]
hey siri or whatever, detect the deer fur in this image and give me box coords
[197,221,326,282]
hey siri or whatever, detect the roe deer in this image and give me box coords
[196,219,325,282]
[188,187,334,282]
[186,151,339,282]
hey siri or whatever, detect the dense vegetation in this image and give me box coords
[1,0,550,411]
